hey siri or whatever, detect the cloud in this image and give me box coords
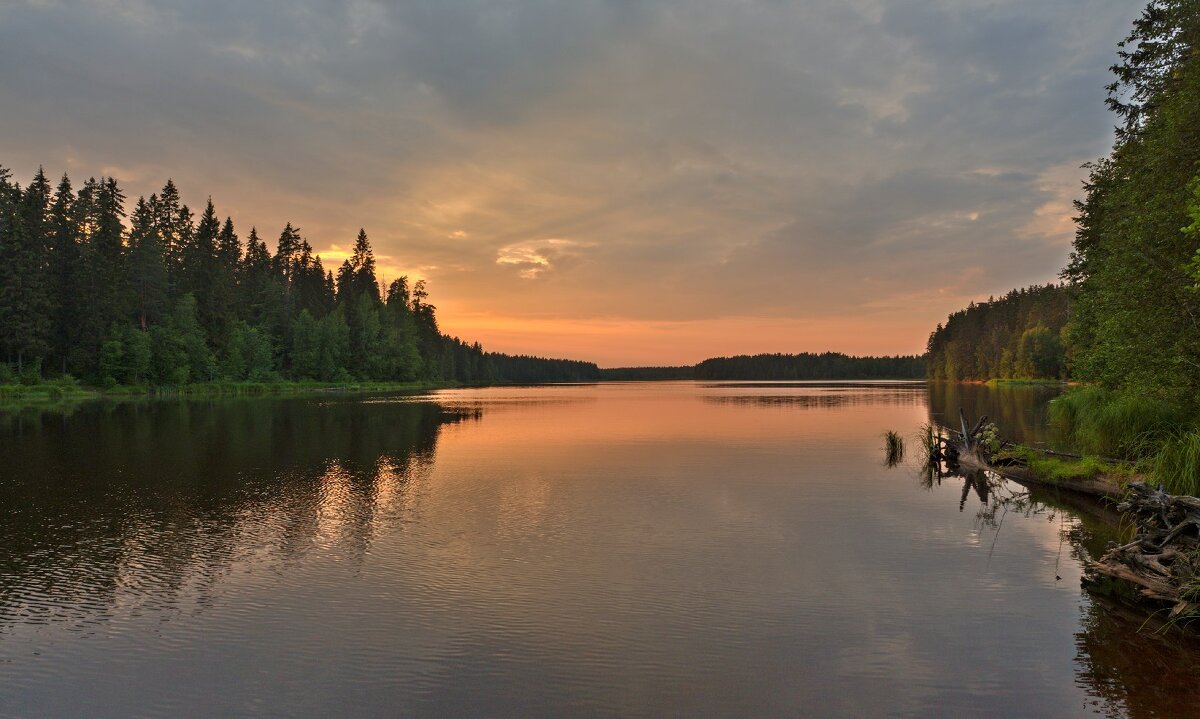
[496,238,591,279]
[0,0,1139,362]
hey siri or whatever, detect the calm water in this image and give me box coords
[3,381,1200,718]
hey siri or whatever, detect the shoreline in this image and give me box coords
[0,380,455,409]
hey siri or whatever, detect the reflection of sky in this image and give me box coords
[0,1,1139,364]
[2,384,1196,717]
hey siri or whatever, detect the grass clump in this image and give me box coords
[915,423,938,465]
[1153,430,1200,497]
[884,430,905,467]
[1048,387,1187,460]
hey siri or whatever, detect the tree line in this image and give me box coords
[925,284,1070,381]
[0,168,593,386]
[692,353,925,380]
[1065,0,1200,400]
[928,0,1200,402]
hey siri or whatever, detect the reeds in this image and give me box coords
[1153,430,1200,497]
[915,423,938,465]
[1048,387,1186,460]
[884,430,905,467]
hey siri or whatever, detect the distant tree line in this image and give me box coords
[925,284,1070,381]
[692,353,925,380]
[598,366,695,381]
[0,167,589,386]
[484,353,600,382]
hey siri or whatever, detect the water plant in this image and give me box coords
[884,430,905,467]
[915,423,937,465]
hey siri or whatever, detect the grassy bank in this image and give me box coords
[983,378,1069,387]
[0,379,446,408]
[995,445,1137,491]
[1048,387,1200,496]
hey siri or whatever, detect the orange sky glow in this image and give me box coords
[0,0,1133,366]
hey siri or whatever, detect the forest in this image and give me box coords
[0,170,594,387]
[693,353,925,380]
[925,284,1071,381]
[926,1,1200,492]
[929,0,1200,401]
[1065,0,1200,400]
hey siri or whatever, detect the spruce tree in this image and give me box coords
[0,168,53,374]
[127,196,168,331]
[46,173,80,373]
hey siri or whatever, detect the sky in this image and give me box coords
[0,0,1138,366]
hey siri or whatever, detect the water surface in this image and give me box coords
[2,381,1198,717]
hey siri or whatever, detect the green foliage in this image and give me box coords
[18,358,42,386]
[1049,387,1187,460]
[1014,324,1064,379]
[1183,176,1200,289]
[977,422,1001,457]
[222,321,277,381]
[1153,430,1200,496]
[926,284,1070,381]
[1065,1,1200,399]
[998,445,1136,486]
[0,166,593,389]
[290,310,351,382]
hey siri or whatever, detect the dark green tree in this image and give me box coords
[127,196,169,331]
[46,173,80,374]
[0,167,53,373]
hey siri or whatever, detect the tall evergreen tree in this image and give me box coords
[153,179,186,295]
[0,167,45,372]
[181,198,223,342]
[73,177,127,377]
[5,168,53,372]
[127,196,169,331]
[1067,0,1200,397]
[46,173,80,373]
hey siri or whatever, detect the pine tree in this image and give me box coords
[153,179,186,296]
[0,168,54,374]
[46,173,80,373]
[180,197,223,344]
[127,196,168,331]
[1067,0,1200,396]
[73,177,127,378]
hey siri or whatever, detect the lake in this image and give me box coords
[3,381,1200,717]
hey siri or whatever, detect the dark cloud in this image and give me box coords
[0,0,1137,360]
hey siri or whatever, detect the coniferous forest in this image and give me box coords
[0,169,597,387]
[928,0,1200,402]
[693,352,925,380]
[925,284,1071,381]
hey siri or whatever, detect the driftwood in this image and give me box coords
[928,411,1127,498]
[1085,483,1200,620]
[921,416,1197,624]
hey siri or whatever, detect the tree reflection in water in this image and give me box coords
[0,395,480,632]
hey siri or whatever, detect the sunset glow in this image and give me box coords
[0,0,1136,365]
